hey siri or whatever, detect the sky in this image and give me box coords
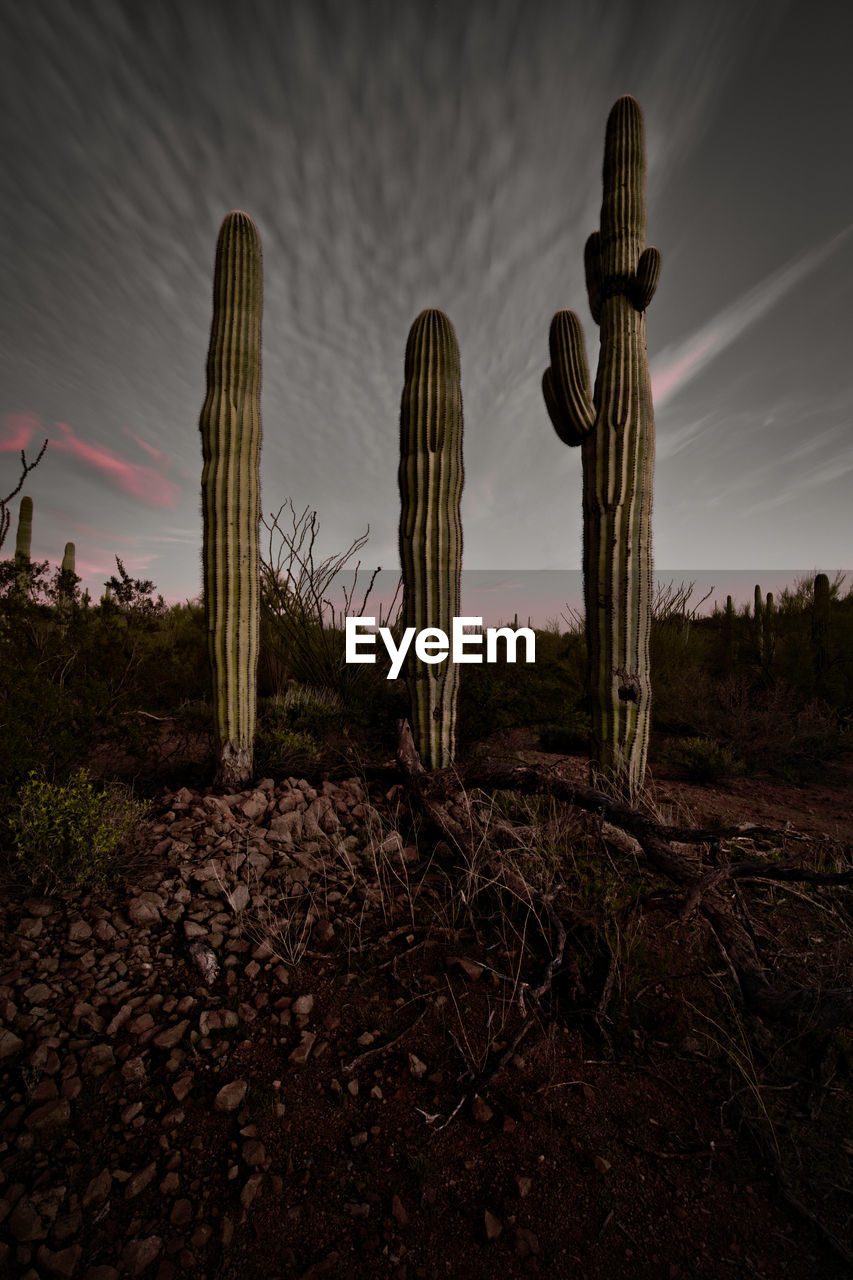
[1,0,851,612]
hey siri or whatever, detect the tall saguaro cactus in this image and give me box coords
[542,96,661,797]
[199,211,263,787]
[14,495,33,596]
[398,309,464,769]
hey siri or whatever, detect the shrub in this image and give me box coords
[253,728,319,779]
[666,736,744,784]
[10,769,147,890]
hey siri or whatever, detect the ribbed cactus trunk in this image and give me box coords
[723,595,735,673]
[542,96,660,798]
[58,541,76,619]
[199,211,263,788]
[14,496,33,597]
[398,309,464,770]
[812,572,830,695]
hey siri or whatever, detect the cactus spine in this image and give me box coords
[14,496,33,596]
[199,211,263,787]
[812,572,830,694]
[542,96,660,797]
[398,309,464,769]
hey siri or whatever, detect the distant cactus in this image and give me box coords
[812,572,831,693]
[723,594,735,672]
[199,211,263,787]
[751,584,763,661]
[398,308,464,769]
[14,495,33,596]
[542,96,660,798]
[763,591,776,668]
[58,541,77,614]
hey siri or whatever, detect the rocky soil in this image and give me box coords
[1,762,851,1279]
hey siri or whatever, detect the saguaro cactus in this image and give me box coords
[542,96,660,797]
[58,541,77,614]
[723,594,735,673]
[398,308,464,769]
[14,495,33,595]
[199,211,263,787]
[812,572,831,693]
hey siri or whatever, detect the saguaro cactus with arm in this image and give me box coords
[542,95,660,798]
[199,211,263,787]
[398,308,464,769]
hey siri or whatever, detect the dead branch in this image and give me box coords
[395,721,853,1031]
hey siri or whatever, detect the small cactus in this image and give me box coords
[398,308,464,769]
[542,96,660,798]
[763,591,776,669]
[812,572,831,693]
[199,211,263,787]
[58,541,77,615]
[722,594,735,672]
[14,495,33,596]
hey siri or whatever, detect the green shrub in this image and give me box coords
[539,716,590,753]
[666,736,744,784]
[254,728,319,778]
[11,769,147,890]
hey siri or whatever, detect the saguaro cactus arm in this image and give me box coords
[199,210,263,788]
[543,312,595,446]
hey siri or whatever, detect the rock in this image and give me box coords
[391,1194,409,1226]
[35,1242,82,1277]
[82,1043,115,1076]
[188,942,220,986]
[9,1198,45,1242]
[125,1161,158,1199]
[153,1020,189,1050]
[0,1028,24,1059]
[515,1227,540,1257]
[227,882,250,913]
[127,894,164,926]
[484,1209,503,1240]
[121,1235,163,1277]
[240,1173,264,1209]
[25,1099,70,1132]
[288,1032,317,1067]
[214,1080,248,1112]
[471,1095,493,1123]
[408,1054,427,1079]
[81,1169,112,1209]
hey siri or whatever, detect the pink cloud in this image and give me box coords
[1,411,41,452]
[51,421,180,507]
[651,331,719,407]
[123,427,170,468]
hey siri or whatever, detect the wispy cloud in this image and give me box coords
[0,411,44,454]
[123,427,170,469]
[651,225,853,409]
[1,412,180,507]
